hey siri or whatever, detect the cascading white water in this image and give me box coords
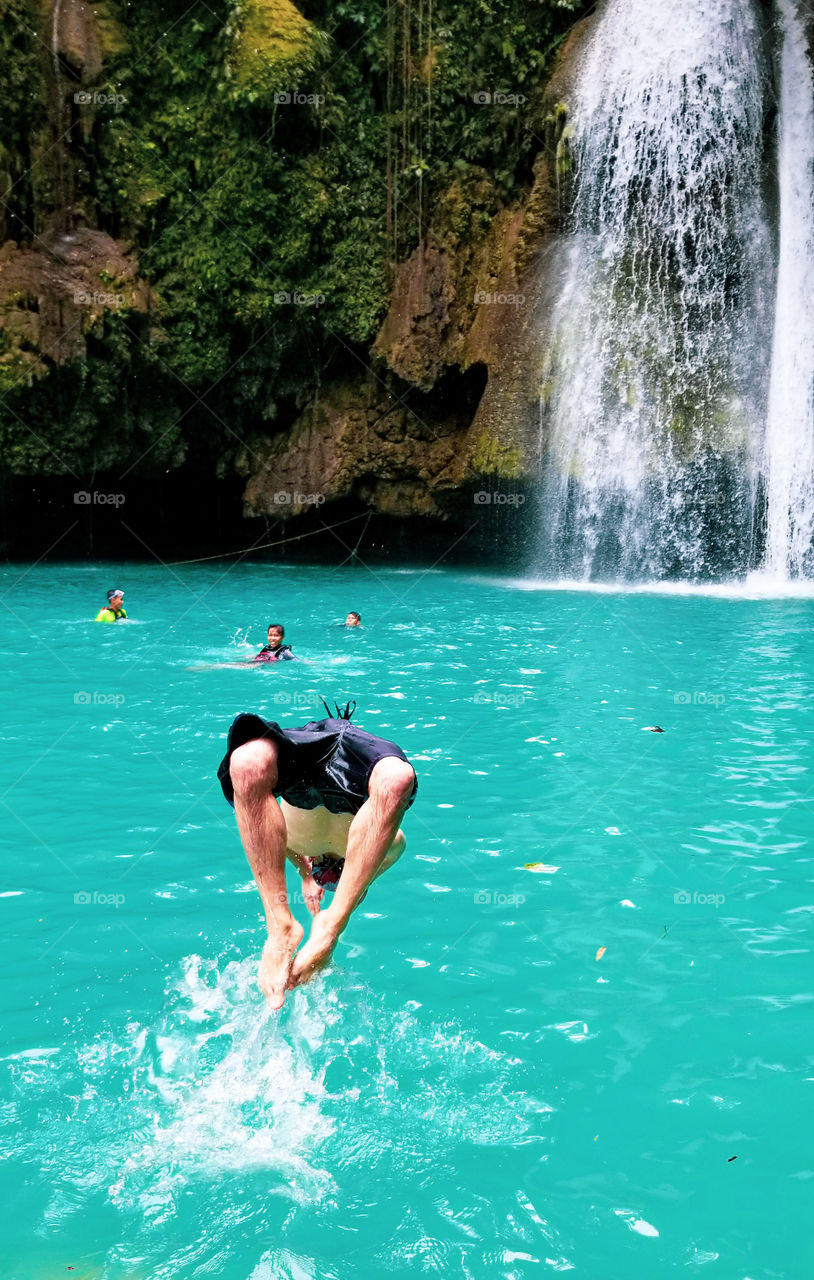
[538,0,773,581]
[762,0,814,580]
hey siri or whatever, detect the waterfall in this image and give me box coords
[762,0,814,581]
[537,0,773,582]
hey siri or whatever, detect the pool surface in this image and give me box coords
[2,562,813,1278]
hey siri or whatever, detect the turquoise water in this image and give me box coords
[2,562,814,1279]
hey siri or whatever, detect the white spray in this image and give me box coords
[538,0,772,580]
[762,0,814,579]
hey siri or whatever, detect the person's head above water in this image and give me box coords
[344,612,361,627]
[107,589,124,607]
[266,623,285,649]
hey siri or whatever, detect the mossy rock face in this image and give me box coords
[471,430,523,479]
[225,0,326,99]
[433,168,499,248]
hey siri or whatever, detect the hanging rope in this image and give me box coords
[333,509,373,569]
[167,511,372,566]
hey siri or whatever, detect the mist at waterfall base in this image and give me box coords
[3,562,814,1278]
[537,0,814,585]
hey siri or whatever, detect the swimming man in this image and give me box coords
[252,623,296,663]
[95,589,127,622]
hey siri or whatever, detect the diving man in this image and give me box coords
[218,702,416,1008]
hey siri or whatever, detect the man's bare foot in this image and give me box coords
[257,918,304,1009]
[288,913,340,989]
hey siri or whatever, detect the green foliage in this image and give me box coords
[0,310,187,475]
[0,0,47,238]
[0,0,590,476]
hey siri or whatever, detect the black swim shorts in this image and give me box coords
[218,711,418,816]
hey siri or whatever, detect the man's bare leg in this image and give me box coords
[289,757,415,987]
[230,739,302,1008]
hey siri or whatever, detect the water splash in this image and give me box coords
[762,0,814,580]
[3,953,540,1274]
[538,0,773,581]
[107,956,337,1214]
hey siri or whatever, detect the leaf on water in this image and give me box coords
[613,1209,659,1237]
[595,946,606,961]
[629,1218,659,1237]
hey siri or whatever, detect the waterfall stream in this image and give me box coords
[537,0,776,582]
[762,0,814,581]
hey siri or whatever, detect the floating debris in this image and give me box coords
[613,1209,660,1238]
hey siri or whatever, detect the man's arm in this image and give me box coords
[285,848,323,916]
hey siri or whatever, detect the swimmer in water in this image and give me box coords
[188,623,298,671]
[95,588,127,622]
[219,700,416,1008]
[252,623,296,663]
[344,611,362,627]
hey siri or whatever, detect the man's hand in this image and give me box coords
[300,871,324,917]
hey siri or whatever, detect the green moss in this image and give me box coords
[0,349,40,395]
[93,1,128,61]
[556,122,574,178]
[471,430,523,478]
[225,0,326,98]
[434,169,498,245]
[546,101,569,128]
